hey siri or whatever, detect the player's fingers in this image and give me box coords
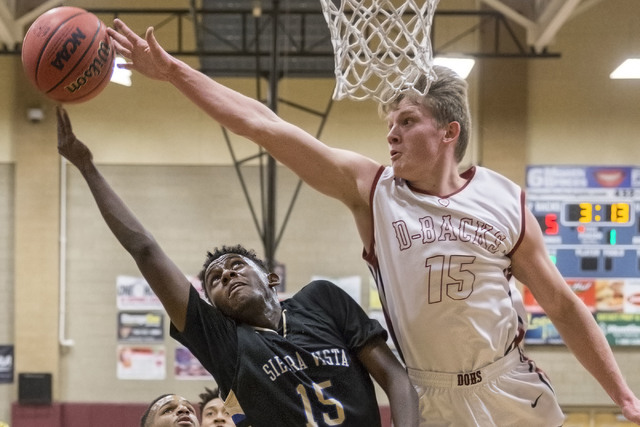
[116,62,134,71]
[145,27,168,64]
[107,30,133,56]
[109,38,132,59]
[145,27,159,51]
[56,107,71,149]
[112,18,140,43]
[55,106,62,137]
[56,105,68,129]
[106,28,130,49]
[60,107,73,134]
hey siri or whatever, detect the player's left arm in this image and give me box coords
[358,337,420,427]
[512,208,640,423]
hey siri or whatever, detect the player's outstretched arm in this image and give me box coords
[358,337,420,427]
[512,208,640,424]
[56,106,191,331]
[107,19,381,232]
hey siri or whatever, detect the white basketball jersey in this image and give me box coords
[366,166,528,373]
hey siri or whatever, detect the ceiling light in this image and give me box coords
[433,57,475,79]
[610,58,640,79]
[110,56,132,86]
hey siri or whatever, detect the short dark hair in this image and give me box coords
[198,244,268,302]
[141,393,173,427]
[198,386,221,413]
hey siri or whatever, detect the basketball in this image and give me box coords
[21,6,115,104]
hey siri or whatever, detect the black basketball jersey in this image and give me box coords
[170,279,386,427]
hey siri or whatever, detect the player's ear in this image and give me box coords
[267,273,280,289]
[443,121,460,142]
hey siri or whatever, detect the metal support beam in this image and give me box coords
[480,0,594,54]
[2,7,562,62]
[264,0,279,270]
[0,0,20,47]
[531,0,581,54]
[479,0,535,31]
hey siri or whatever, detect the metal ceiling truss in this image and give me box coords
[1,6,563,65]
[479,0,605,54]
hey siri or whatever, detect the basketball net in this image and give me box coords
[320,0,440,104]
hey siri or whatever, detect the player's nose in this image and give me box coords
[221,269,238,285]
[387,125,400,144]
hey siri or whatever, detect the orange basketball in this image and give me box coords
[21,6,115,104]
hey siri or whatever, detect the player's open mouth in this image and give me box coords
[228,282,244,297]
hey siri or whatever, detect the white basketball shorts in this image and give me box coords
[407,350,565,427]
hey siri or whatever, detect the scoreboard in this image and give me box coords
[524,165,640,346]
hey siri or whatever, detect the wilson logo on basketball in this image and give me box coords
[65,41,112,94]
[50,27,86,70]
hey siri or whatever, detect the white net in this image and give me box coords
[320,0,440,103]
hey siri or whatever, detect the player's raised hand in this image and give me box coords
[107,18,177,82]
[56,106,93,170]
